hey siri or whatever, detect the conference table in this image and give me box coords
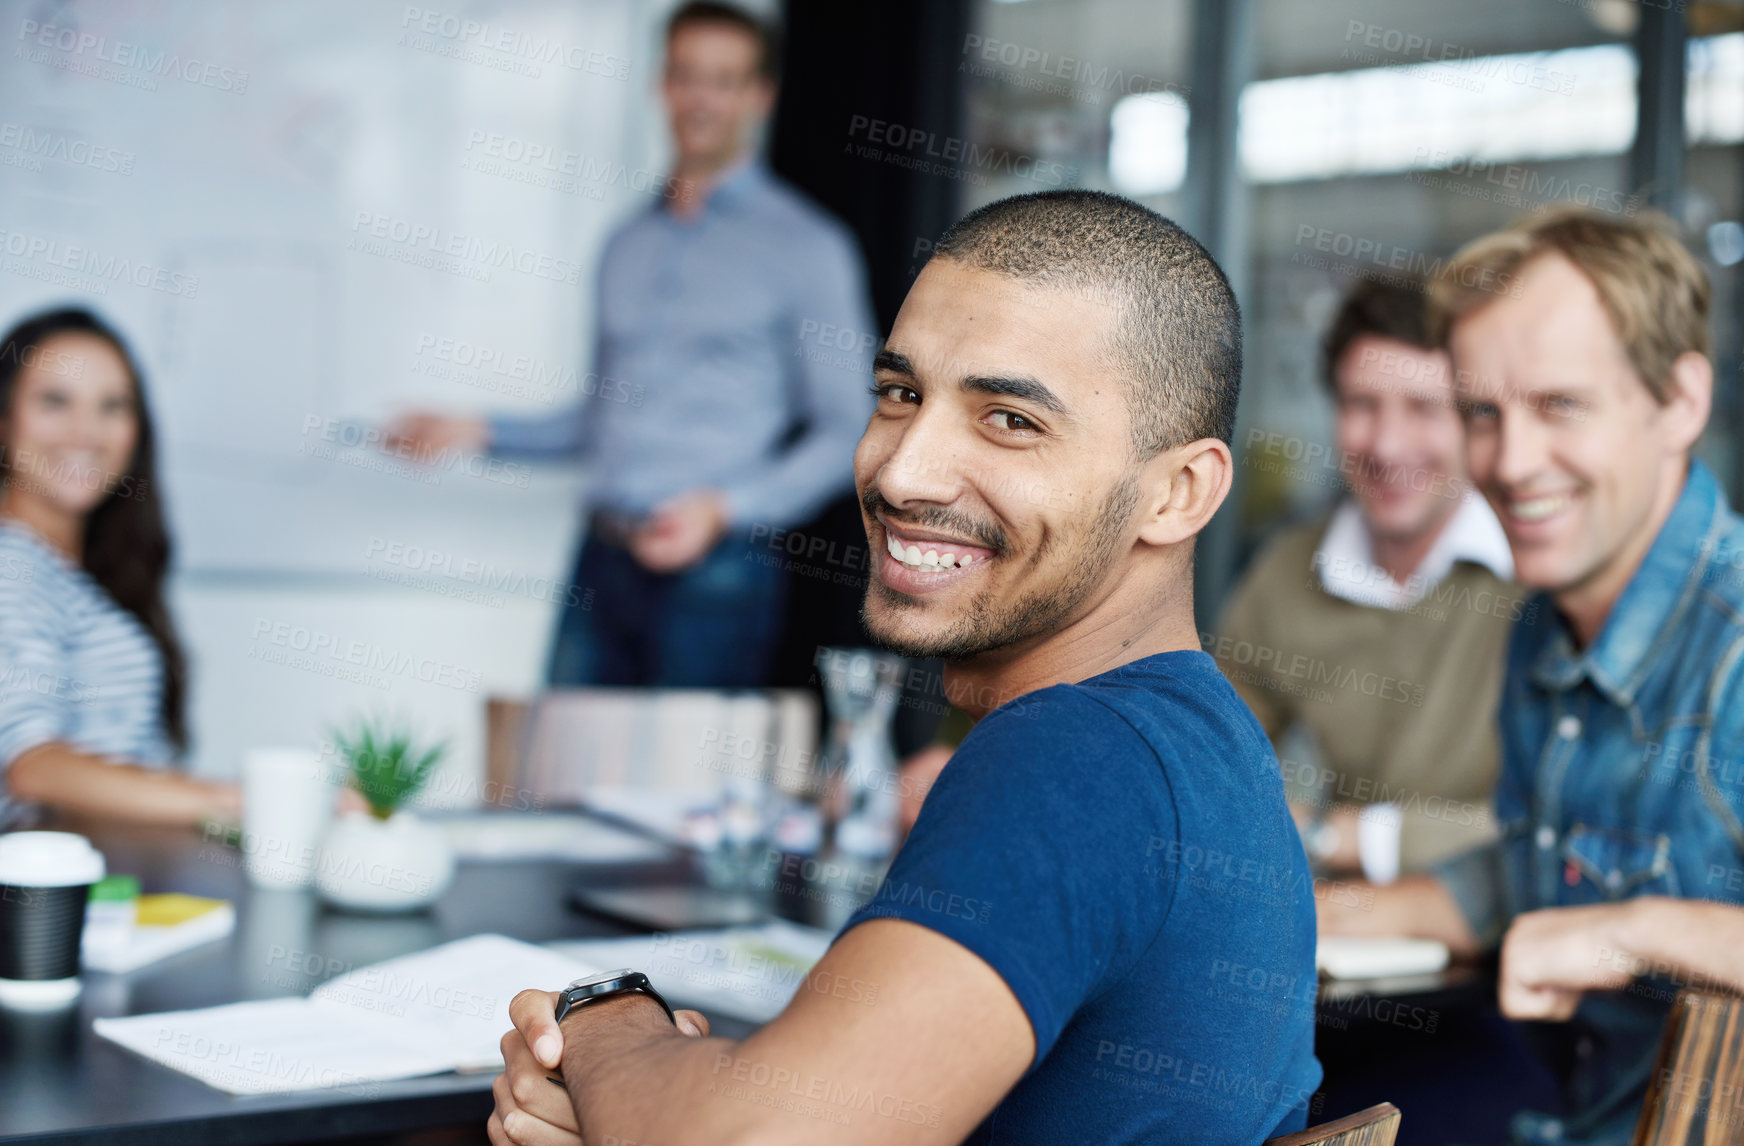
[0,814,760,1146]
[0,814,1531,1146]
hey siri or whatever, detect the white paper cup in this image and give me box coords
[241,748,332,889]
[1357,802,1405,886]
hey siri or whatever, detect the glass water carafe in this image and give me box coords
[816,647,907,865]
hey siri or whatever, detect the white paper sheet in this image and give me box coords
[1316,936,1450,980]
[438,812,671,864]
[311,933,599,1070]
[95,934,600,1093]
[94,998,453,1095]
[580,787,720,844]
[546,920,836,1024]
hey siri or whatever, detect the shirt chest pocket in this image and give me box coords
[1558,824,1679,904]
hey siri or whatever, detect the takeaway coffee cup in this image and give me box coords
[0,832,106,1008]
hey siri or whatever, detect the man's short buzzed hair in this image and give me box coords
[931,190,1242,454]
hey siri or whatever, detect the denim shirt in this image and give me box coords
[1435,460,1744,1146]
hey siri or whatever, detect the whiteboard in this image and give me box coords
[0,0,688,574]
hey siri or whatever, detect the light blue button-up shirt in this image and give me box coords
[1435,460,1744,1146]
[490,162,877,530]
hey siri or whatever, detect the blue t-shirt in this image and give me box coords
[843,650,1322,1145]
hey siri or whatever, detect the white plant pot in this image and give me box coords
[315,811,455,913]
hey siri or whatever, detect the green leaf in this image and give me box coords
[329,713,449,817]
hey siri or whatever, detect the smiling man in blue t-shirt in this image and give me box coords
[487,190,1323,1146]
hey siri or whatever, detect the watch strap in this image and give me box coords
[553,976,676,1026]
[545,974,676,1089]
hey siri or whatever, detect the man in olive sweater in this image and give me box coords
[1214,276,1526,875]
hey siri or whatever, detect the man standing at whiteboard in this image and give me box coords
[390,2,875,686]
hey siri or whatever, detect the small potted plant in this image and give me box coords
[315,717,456,912]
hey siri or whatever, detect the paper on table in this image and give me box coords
[94,934,601,1094]
[93,998,453,1095]
[1316,936,1450,980]
[311,932,596,1070]
[439,812,671,864]
[580,786,718,844]
[547,919,836,1024]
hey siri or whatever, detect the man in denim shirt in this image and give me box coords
[1321,207,1744,1145]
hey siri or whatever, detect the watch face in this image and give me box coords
[567,968,636,990]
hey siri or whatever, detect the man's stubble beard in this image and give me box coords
[861,472,1143,662]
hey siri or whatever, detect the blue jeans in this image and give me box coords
[546,529,787,687]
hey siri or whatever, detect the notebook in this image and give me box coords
[94,933,596,1094]
[83,893,237,975]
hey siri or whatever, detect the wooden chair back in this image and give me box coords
[1265,1102,1401,1146]
[1632,989,1744,1145]
[484,696,531,798]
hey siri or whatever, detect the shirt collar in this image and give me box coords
[664,157,765,217]
[1314,490,1514,610]
[1530,460,1730,703]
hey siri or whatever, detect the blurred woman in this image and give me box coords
[0,307,239,828]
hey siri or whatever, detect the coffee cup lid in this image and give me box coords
[0,832,105,887]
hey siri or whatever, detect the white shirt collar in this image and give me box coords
[1313,490,1514,610]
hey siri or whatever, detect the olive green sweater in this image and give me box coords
[1213,518,1529,871]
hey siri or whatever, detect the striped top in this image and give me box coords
[0,520,172,819]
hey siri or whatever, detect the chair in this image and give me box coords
[1265,1102,1401,1146]
[484,688,820,812]
[484,695,532,798]
[1632,989,1744,1145]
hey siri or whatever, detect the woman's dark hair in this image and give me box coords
[0,306,188,754]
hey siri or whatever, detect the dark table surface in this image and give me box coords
[0,820,1538,1146]
[0,817,757,1146]
[1313,955,1565,1146]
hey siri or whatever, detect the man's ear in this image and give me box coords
[1662,350,1712,455]
[1135,437,1233,548]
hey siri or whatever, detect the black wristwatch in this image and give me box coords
[553,968,676,1027]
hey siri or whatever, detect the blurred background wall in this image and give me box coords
[2,0,769,801]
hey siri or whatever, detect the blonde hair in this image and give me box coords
[1429,205,1710,405]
